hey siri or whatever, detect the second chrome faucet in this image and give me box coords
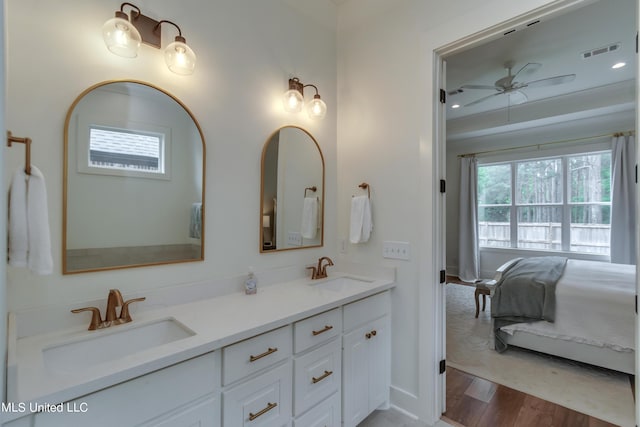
[307,256,334,280]
[72,289,146,330]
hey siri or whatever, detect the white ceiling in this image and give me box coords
[445,0,636,123]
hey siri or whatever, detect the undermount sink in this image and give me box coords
[308,276,374,291]
[43,318,195,373]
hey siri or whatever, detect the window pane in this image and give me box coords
[569,153,611,203]
[570,205,610,254]
[478,206,510,247]
[516,159,562,204]
[517,206,562,250]
[478,164,511,205]
[89,127,163,173]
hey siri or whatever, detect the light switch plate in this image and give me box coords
[287,231,302,246]
[383,241,411,260]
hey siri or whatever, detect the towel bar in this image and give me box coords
[7,131,32,175]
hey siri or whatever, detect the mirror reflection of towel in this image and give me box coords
[189,203,202,239]
[350,195,372,244]
[301,197,318,239]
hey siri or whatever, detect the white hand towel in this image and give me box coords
[301,197,318,239]
[8,166,53,275]
[349,195,373,244]
[26,166,53,275]
[8,169,28,267]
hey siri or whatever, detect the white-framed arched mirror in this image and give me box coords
[260,125,324,252]
[63,80,205,273]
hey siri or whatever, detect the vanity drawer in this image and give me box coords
[294,308,341,353]
[293,392,340,427]
[293,338,341,416]
[223,361,292,427]
[343,290,390,332]
[223,325,292,385]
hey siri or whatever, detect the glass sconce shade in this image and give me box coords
[307,95,327,119]
[102,13,142,58]
[164,37,197,75]
[283,89,304,113]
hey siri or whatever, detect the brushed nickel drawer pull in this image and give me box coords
[312,325,333,336]
[312,370,334,384]
[249,402,278,421]
[249,347,278,362]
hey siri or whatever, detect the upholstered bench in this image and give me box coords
[474,257,523,318]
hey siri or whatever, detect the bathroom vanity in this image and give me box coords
[4,269,393,427]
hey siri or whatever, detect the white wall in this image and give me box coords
[336,0,575,422]
[5,0,337,309]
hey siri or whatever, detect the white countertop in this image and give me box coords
[7,271,394,411]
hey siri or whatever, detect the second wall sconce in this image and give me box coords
[103,2,197,75]
[282,77,327,120]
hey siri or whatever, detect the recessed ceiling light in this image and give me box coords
[612,62,626,69]
[451,104,460,109]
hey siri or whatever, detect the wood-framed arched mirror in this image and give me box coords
[260,126,324,252]
[63,80,206,273]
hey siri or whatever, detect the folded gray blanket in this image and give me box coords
[492,256,567,352]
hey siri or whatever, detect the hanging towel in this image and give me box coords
[301,197,318,239]
[8,166,53,275]
[349,195,372,243]
[8,169,28,267]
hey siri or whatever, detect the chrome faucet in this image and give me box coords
[71,289,146,330]
[307,256,334,279]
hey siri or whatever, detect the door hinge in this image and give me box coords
[439,89,446,104]
[440,179,446,193]
[440,270,446,284]
[439,359,446,374]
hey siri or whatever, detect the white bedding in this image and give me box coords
[500,259,636,353]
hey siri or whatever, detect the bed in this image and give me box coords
[489,257,636,374]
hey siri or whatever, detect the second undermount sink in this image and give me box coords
[308,276,374,291]
[43,318,195,373]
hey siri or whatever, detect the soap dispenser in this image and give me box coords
[245,267,257,295]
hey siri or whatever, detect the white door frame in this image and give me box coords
[431,0,639,424]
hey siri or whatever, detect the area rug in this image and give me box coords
[446,283,634,427]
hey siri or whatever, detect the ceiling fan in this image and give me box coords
[453,61,576,108]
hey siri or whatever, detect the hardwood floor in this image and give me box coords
[444,367,618,427]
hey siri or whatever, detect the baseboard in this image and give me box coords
[390,385,420,420]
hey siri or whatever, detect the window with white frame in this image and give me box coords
[478,150,611,255]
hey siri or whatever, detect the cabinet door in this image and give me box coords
[366,316,390,411]
[143,396,219,427]
[342,325,370,427]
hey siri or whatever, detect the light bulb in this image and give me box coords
[102,12,141,58]
[165,36,197,75]
[307,95,327,119]
[283,89,304,113]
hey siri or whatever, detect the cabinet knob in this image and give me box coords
[365,333,372,339]
[371,330,377,336]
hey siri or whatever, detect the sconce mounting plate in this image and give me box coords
[131,12,161,48]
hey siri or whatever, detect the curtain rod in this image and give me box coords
[457,130,634,158]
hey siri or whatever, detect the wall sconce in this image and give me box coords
[102,2,197,75]
[282,77,327,120]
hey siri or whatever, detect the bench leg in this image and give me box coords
[482,294,486,312]
[474,288,480,318]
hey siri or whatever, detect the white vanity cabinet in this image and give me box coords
[222,326,293,427]
[342,291,391,427]
[292,308,342,427]
[32,351,220,427]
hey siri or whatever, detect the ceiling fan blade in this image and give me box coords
[524,74,576,88]
[508,90,528,105]
[464,92,503,107]
[460,84,500,91]
[513,62,542,80]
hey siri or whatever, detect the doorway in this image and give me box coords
[433,0,638,425]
